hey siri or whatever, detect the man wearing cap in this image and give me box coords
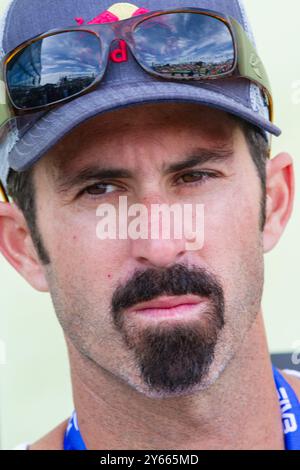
[0,0,299,450]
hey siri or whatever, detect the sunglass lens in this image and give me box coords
[6,31,102,109]
[133,12,235,79]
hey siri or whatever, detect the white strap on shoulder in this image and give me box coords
[283,369,300,379]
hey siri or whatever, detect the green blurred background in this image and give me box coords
[0,0,299,449]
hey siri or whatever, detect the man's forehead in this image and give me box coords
[42,103,238,175]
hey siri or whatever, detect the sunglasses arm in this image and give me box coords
[0,70,12,201]
[0,181,9,202]
[231,18,274,123]
[0,66,13,129]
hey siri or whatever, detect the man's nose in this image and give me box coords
[128,195,188,268]
[130,237,187,268]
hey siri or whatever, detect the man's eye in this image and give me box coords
[177,171,218,185]
[82,183,119,196]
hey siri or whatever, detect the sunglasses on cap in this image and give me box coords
[0,7,273,130]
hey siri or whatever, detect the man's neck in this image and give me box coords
[67,313,284,450]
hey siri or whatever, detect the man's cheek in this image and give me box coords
[202,200,258,252]
[52,230,125,282]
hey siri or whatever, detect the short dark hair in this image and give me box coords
[6,164,51,265]
[238,119,268,230]
[6,118,269,266]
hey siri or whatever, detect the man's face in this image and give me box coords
[33,103,264,397]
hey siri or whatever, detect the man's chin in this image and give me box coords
[130,371,216,399]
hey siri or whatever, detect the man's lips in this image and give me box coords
[126,295,206,319]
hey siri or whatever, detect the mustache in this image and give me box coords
[111,263,224,316]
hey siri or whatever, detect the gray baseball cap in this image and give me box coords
[0,0,280,195]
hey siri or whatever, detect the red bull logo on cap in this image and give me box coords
[75,2,150,64]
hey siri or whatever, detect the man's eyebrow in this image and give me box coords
[163,147,234,174]
[55,167,133,192]
[55,147,234,192]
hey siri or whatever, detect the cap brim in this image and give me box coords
[8,79,281,172]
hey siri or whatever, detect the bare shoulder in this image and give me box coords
[280,369,300,401]
[28,418,69,450]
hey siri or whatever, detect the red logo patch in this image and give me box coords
[75,3,149,63]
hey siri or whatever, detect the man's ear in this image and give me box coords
[263,152,294,253]
[0,201,49,292]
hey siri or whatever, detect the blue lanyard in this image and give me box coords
[273,366,300,449]
[64,366,300,450]
[64,409,87,450]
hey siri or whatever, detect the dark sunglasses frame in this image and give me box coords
[0,7,273,124]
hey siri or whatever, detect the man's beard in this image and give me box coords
[110,264,225,395]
